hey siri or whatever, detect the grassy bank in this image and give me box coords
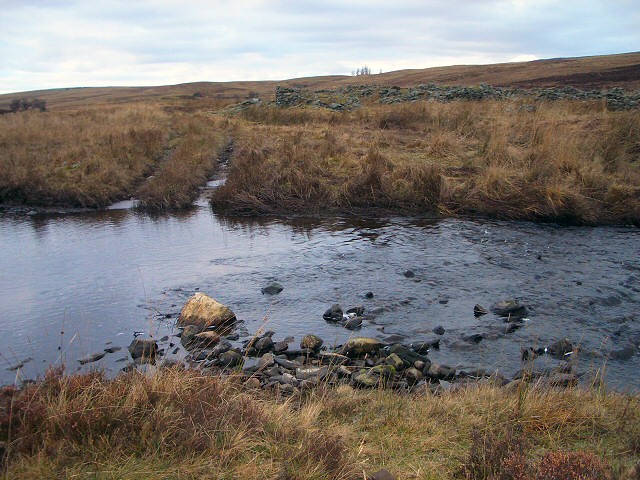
[0,367,638,479]
[212,100,640,225]
[0,105,229,209]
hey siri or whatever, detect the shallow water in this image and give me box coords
[1,206,638,389]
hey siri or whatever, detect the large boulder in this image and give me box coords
[178,293,236,329]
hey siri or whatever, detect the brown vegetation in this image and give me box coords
[0,106,229,209]
[1,52,638,112]
[0,368,638,479]
[212,100,640,224]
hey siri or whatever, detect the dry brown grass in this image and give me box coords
[213,100,640,224]
[0,106,230,209]
[0,369,638,479]
[0,105,169,207]
[136,113,230,209]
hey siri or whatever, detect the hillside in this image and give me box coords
[1,52,639,111]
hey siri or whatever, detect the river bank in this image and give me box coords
[1,366,638,479]
[2,92,639,225]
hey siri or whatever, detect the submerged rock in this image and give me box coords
[410,338,440,353]
[491,300,528,317]
[78,352,106,365]
[128,339,158,360]
[432,325,445,335]
[6,357,33,371]
[261,282,283,295]
[178,292,236,328]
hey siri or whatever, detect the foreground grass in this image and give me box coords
[212,100,640,224]
[1,368,638,479]
[0,105,229,209]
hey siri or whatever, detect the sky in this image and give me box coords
[1,0,639,94]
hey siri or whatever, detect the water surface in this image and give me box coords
[1,206,638,389]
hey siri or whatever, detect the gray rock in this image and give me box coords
[210,340,232,357]
[295,366,329,381]
[426,363,456,381]
[254,336,274,353]
[410,338,440,353]
[388,343,430,369]
[318,352,349,365]
[344,316,362,330]
[341,337,384,357]
[180,325,203,347]
[463,333,483,343]
[548,338,573,358]
[491,300,528,317]
[346,305,365,316]
[273,341,289,353]
[218,350,242,368]
[323,304,343,322]
[432,325,445,335]
[609,343,637,360]
[404,367,423,384]
[274,356,300,370]
[474,304,489,316]
[258,353,276,368]
[128,339,158,360]
[104,346,122,354]
[261,282,283,295]
[385,353,405,370]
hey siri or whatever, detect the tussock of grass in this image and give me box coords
[214,100,640,224]
[1,368,638,479]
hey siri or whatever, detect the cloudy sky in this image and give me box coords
[1,0,639,94]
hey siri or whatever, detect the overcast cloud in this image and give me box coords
[1,0,638,94]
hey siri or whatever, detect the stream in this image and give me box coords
[1,205,639,389]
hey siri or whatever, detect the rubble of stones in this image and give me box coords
[116,294,589,397]
[274,84,640,111]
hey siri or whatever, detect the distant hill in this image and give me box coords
[1,52,639,111]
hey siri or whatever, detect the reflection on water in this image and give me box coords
[0,206,638,390]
